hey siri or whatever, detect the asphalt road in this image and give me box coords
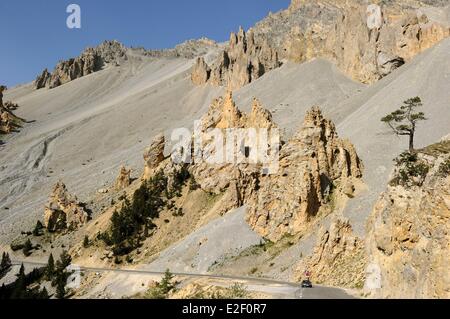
[11,260,355,299]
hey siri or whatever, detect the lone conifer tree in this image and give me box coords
[56,276,66,299]
[46,253,55,279]
[381,97,426,151]
[22,239,33,257]
[83,235,90,248]
[1,252,11,271]
[159,269,175,295]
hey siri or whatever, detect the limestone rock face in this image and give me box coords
[366,142,450,298]
[35,69,51,89]
[200,91,277,132]
[191,27,280,90]
[191,57,211,85]
[35,40,127,89]
[0,111,14,134]
[294,219,367,288]
[191,91,277,195]
[114,166,131,190]
[253,0,450,83]
[0,85,21,135]
[43,181,90,232]
[0,86,11,133]
[143,133,167,180]
[246,107,363,241]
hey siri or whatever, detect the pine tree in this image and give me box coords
[22,239,33,257]
[32,220,44,236]
[110,210,122,245]
[381,97,427,151]
[46,253,55,279]
[56,276,66,299]
[159,269,175,295]
[56,250,72,272]
[18,263,25,278]
[83,235,90,248]
[11,264,27,299]
[40,286,49,299]
[1,252,12,271]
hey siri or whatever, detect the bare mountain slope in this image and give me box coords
[0,55,222,241]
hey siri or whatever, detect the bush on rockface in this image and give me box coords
[438,158,450,177]
[390,152,430,187]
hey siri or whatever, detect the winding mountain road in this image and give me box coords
[11,260,355,299]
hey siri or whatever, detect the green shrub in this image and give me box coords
[168,165,190,198]
[83,235,90,248]
[189,175,200,191]
[145,269,176,299]
[22,239,33,257]
[225,283,248,299]
[32,221,44,236]
[390,152,430,187]
[0,252,12,278]
[438,158,450,177]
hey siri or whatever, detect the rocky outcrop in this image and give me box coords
[3,101,19,111]
[252,0,450,83]
[246,107,363,241]
[191,91,277,196]
[191,57,211,85]
[0,85,11,133]
[191,28,280,90]
[34,69,51,89]
[139,93,362,243]
[35,40,127,89]
[114,166,131,190]
[366,141,450,298]
[43,181,90,232]
[139,38,218,59]
[0,85,21,135]
[200,91,277,132]
[143,133,167,180]
[294,219,366,288]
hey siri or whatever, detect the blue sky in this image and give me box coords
[0,0,290,87]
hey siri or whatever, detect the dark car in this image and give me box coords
[301,280,313,288]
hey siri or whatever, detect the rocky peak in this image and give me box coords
[191,57,211,85]
[114,166,132,190]
[216,91,243,129]
[35,40,127,90]
[43,181,90,232]
[201,91,279,132]
[247,97,276,129]
[34,69,51,89]
[191,28,280,90]
[143,133,167,180]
